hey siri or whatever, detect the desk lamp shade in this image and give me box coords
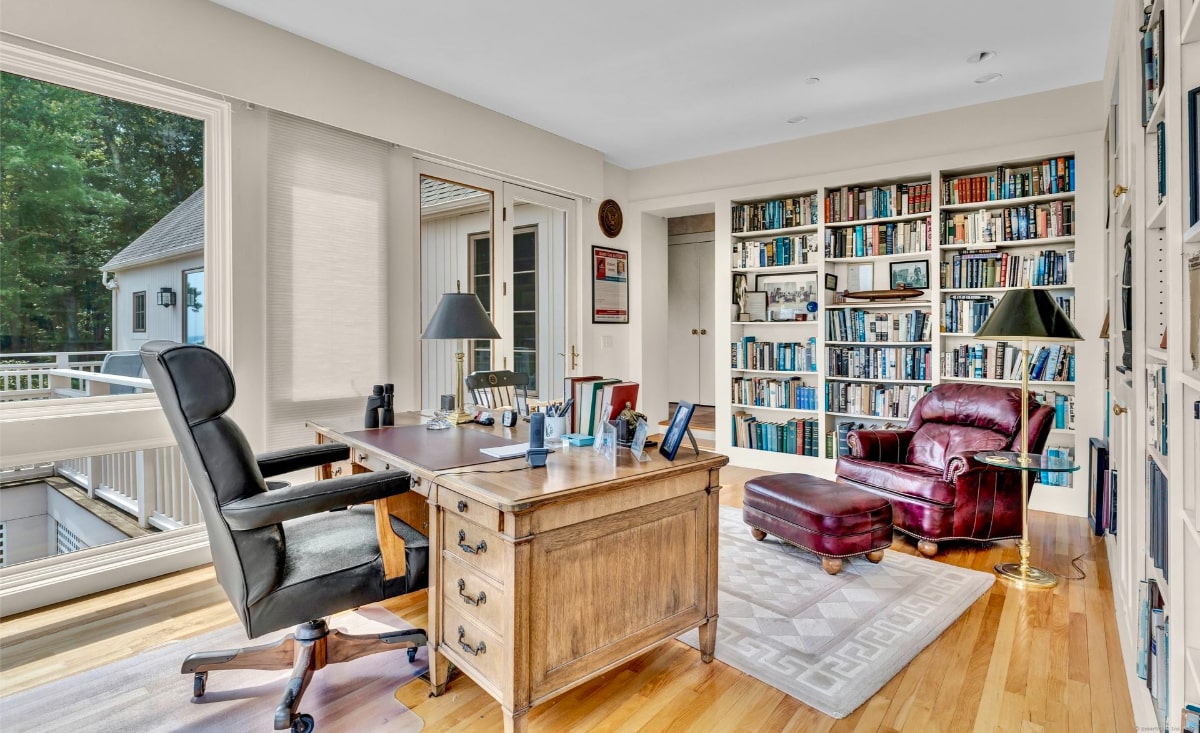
[974,288,1083,342]
[421,293,501,341]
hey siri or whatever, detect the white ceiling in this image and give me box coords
[209,0,1115,170]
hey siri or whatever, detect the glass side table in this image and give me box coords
[975,450,1080,588]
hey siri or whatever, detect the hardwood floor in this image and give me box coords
[0,465,1134,732]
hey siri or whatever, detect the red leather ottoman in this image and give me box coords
[743,473,894,575]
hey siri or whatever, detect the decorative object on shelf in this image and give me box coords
[615,401,646,446]
[745,291,768,321]
[757,272,817,322]
[825,273,838,291]
[1160,328,1167,350]
[890,260,929,289]
[421,291,502,425]
[597,198,623,238]
[1100,307,1110,339]
[840,287,925,302]
[733,273,748,314]
[847,262,874,291]
[975,286,1083,588]
[1189,86,1199,226]
[592,246,629,324]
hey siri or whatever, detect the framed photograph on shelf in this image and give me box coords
[592,246,629,324]
[847,262,874,292]
[824,273,838,291]
[1189,86,1199,227]
[756,272,818,321]
[745,291,768,322]
[659,401,697,461]
[890,260,929,289]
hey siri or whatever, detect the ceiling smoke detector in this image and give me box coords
[967,51,996,64]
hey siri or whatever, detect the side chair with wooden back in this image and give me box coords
[139,341,428,733]
[464,369,530,414]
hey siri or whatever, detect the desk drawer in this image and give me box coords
[441,553,506,635]
[438,487,502,533]
[443,603,503,690]
[442,511,509,581]
[352,449,398,474]
[324,459,353,480]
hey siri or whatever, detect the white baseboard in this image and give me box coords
[0,526,210,617]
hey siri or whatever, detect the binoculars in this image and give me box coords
[365,384,394,428]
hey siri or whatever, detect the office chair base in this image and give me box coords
[181,618,428,732]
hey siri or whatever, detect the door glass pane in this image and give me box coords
[513,313,537,350]
[469,233,493,373]
[513,272,536,311]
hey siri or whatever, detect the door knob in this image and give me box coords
[700,329,707,335]
[691,328,699,335]
[1112,184,1127,198]
[1112,403,1128,416]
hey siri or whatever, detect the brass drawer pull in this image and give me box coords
[457,500,468,512]
[457,530,487,555]
[457,626,486,656]
[457,579,487,606]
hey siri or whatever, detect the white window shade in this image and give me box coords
[266,113,389,449]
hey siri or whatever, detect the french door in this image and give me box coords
[418,162,578,408]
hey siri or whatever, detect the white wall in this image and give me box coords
[46,489,128,548]
[110,254,204,351]
[0,483,51,565]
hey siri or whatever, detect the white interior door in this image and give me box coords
[667,242,702,404]
[697,241,716,405]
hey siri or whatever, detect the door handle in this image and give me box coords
[1112,404,1128,416]
[691,329,699,335]
[1112,184,1127,198]
[700,329,707,335]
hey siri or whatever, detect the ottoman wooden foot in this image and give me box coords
[749,527,767,541]
[821,557,843,575]
[917,540,938,557]
[866,549,885,564]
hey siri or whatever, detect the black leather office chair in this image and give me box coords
[465,369,530,415]
[140,341,428,733]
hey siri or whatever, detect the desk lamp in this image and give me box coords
[422,292,501,424]
[975,286,1083,588]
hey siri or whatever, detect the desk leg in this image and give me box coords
[698,619,717,663]
[427,496,446,696]
[429,649,449,696]
[502,707,528,733]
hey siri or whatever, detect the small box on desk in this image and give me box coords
[563,433,594,447]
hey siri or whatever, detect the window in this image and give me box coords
[512,226,538,391]
[132,291,147,332]
[183,268,204,345]
[469,232,493,373]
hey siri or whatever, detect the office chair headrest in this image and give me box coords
[140,341,236,425]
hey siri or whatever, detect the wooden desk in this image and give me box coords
[307,414,727,733]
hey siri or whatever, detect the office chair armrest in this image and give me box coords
[222,470,411,530]
[255,443,351,479]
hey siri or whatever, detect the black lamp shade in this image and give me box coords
[975,288,1083,342]
[422,293,501,340]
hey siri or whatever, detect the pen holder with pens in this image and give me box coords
[544,415,569,444]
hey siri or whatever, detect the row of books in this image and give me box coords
[940,157,1076,205]
[824,220,931,259]
[731,412,821,457]
[1040,446,1074,487]
[941,248,1074,289]
[826,309,932,343]
[943,294,995,334]
[1036,389,1075,430]
[825,382,928,419]
[826,346,931,381]
[1136,580,1168,724]
[731,337,818,373]
[731,195,819,233]
[563,376,638,437]
[731,234,818,269]
[1147,457,1168,582]
[731,377,818,411]
[825,182,933,223]
[1147,364,1168,455]
[941,343,1075,382]
[1154,121,1166,204]
[941,200,1074,244]
[1141,7,1164,125]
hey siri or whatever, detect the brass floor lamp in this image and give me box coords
[975,286,1083,588]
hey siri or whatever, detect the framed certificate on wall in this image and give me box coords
[592,246,629,323]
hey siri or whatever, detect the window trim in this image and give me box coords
[132,291,147,333]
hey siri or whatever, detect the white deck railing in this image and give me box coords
[56,447,200,531]
[0,351,111,401]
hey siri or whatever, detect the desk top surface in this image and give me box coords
[307,412,728,513]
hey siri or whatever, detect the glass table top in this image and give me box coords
[973,451,1080,473]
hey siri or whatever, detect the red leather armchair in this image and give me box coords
[835,383,1055,557]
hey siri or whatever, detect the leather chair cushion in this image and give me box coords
[836,456,955,506]
[743,473,892,536]
[907,422,1011,471]
[908,383,1026,436]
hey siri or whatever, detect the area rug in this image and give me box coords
[678,505,994,719]
[0,604,426,732]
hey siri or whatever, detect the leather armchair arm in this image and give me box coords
[944,451,1012,483]
[222,470,411,530]
[847,429,915,463]
[255,443,351,479]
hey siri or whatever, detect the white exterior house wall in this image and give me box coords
[109,253,204,352]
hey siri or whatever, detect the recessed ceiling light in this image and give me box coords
[967,51,996,64]
[804,77,821,85]
[974,73,1003,84]
[786,115,808,124]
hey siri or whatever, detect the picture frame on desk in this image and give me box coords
[659,401,697,461]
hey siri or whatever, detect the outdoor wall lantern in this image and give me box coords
[157,286,177,307]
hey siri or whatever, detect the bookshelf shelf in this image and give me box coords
[731,368,818,375]
[1147,91,1167,129]
[730,320,819,327]
[1148,447,1169,479]
[1180,370,1200,391]
[1184,0,1200,44]
[826,212,930,227]
[825,411,912,421]
[1146,347,1168,362]
[732,223,818,238]
[940,285,1073,293]
[825,340,930,346]
[731,403,819,415]
[826,376,933,385]
[940,235,1076,251]
[826,301,934,310]
[1049,428,1075,436]
[1147,198,1167,230]
[940,376,1076,387]
[1184,220,1200,244]
[826,252,932,263]
[939,191,1075,212]
[731,265,818,274]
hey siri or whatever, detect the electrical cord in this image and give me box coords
[1048,536,1105,581]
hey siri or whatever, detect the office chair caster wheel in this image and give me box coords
[290,713,315,733]
[408,647,418,663]
[192,672,207,698]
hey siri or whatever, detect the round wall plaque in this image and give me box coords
[598,199,623,238]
